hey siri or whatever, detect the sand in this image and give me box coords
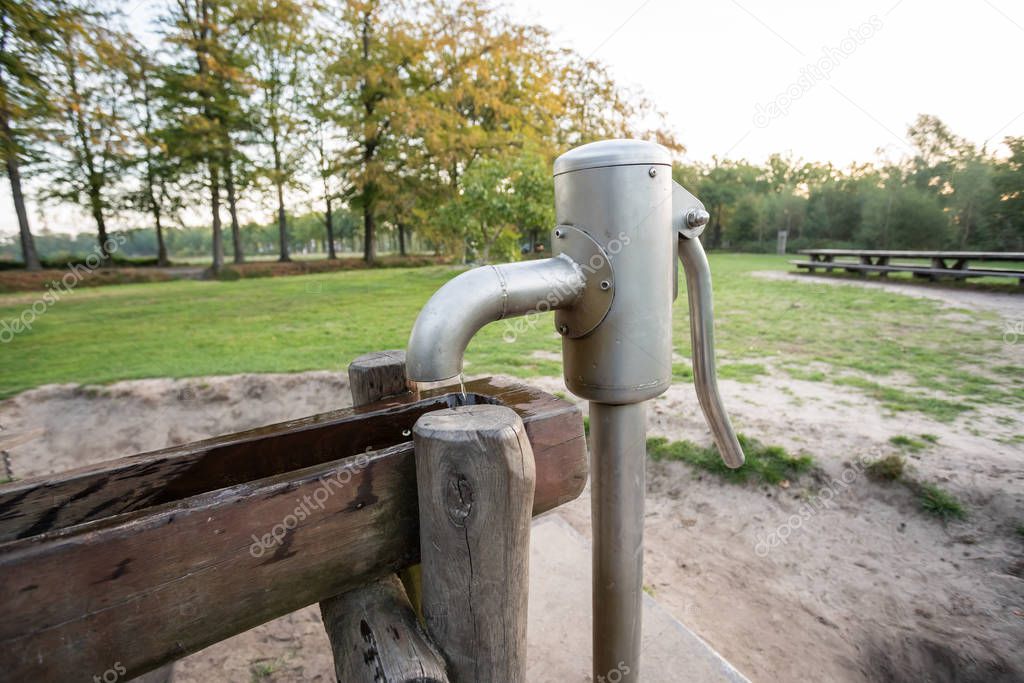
[1,279,1021,682]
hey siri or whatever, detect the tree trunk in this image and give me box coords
[5,153,40,271]
[960,202,972,249]
[363,205,376,265]
[276,181,290,262]
[143,155,169,267]
[224,156,244,264]
[152,203,169,268]
[360,10,377,267]
[210,163,224,274]
[324,197,336,259]
[89,187,111,263]
[63,34,109,264]
[0,52,39,271]
[398,222,407,257]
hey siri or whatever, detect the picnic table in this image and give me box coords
[791,249,1024,285]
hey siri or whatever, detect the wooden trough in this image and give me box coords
[0,353,587,681]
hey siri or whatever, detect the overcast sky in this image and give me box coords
[4,0,1022,234]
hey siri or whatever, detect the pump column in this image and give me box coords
[590,401,646,682]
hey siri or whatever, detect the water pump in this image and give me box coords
[406,139,743,681]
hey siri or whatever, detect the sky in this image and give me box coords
[3,0,1023,234]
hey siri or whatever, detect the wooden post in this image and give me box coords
[346,350,425,611]
[414,405,535,683]
[321,575,447,683]
[319,351,448,682]
[347,350,409,407]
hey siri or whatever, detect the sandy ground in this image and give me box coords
[1,280,1022,683]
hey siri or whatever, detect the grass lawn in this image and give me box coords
[0,254,1019,420]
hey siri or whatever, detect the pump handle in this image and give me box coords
[673,182,745,469]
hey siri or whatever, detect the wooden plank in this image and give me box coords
[0,379,586,681]
[0,444,421,682]
[0,377,586,542]
[321,350,448,682]
[415,406,534,683]
[0,395,451,542]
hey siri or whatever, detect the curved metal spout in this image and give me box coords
[406,254,586,382]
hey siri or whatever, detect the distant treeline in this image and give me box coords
[675,116,1024,254]
[4,0,679,272]
[5,113,1023,265]
[0,209,429,263]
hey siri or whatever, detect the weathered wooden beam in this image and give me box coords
[415,406,535,682]
[0,378,585,681]
[0,378,586,542]
[321,575,447,683]
[0,396,447,542]
[319,351,448,682]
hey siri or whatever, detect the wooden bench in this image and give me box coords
[0,352,587,681]
[791,249,1024,285]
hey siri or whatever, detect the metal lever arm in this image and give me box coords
[677,233,745,468]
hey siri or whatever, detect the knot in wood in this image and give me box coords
[444,473,473,527]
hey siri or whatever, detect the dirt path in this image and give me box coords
[1,362,1021,681]
[754,270,1024,321]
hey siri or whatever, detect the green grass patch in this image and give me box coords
[833,377,966,422]
[1,253,1019,424]
[718,362,768,383]
[866,454,906,481]
[671,364,693,381]
[919,433,940,444]
[646,434,813,485]
[785,367,827,382]
[889,435,927,451]
[915,483,967,521]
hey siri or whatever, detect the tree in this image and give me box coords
[322,0,418,265]
[42,3,131,261]
[435,150,553,263]
[251,0,309,262]
[160,0,258,274]
[120,39,182,266]
[0,0,62,270]
[310,111,341,259]
[991,136,1024,251]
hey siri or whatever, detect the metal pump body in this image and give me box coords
[405,139,742,682]
[553,139,675,404]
